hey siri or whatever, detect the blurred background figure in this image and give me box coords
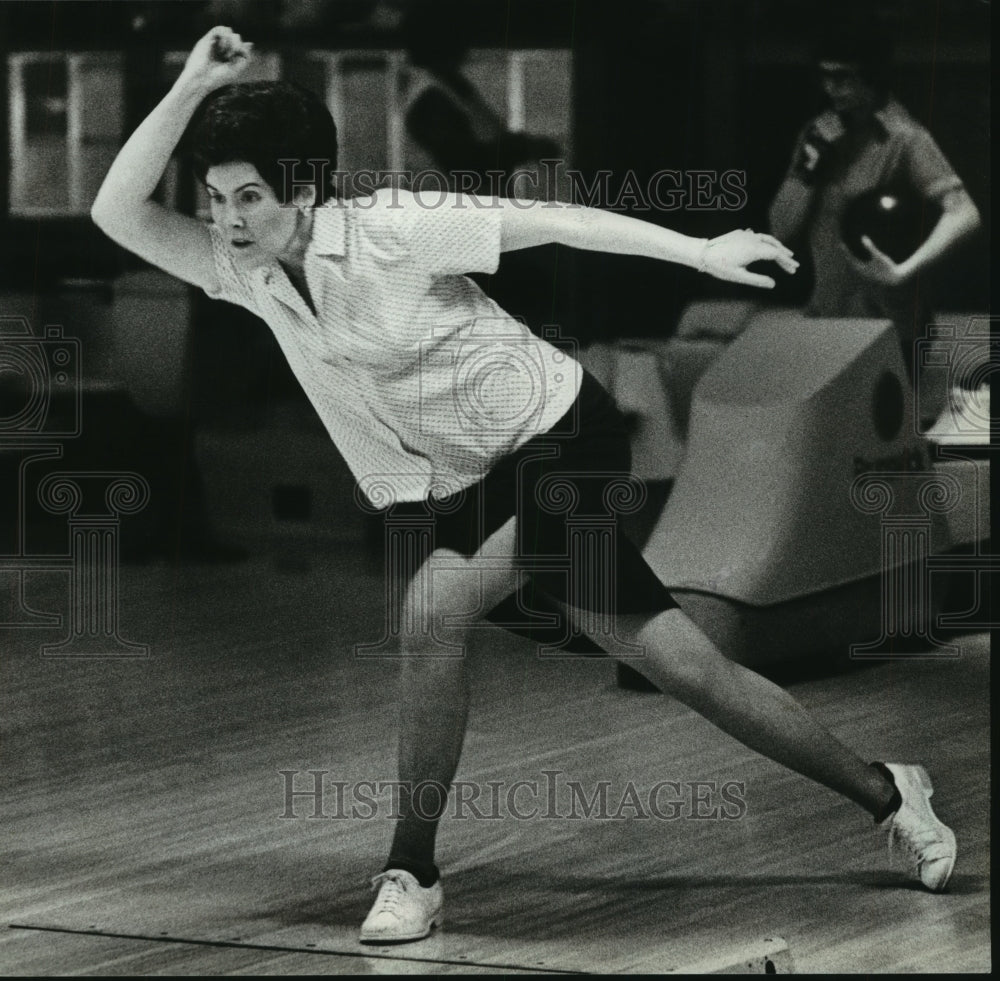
[767,14,981,385]
[400,1,564,328]
[401,0,558,191]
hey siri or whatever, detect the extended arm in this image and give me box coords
[499,199,799,289]
[91,27,252,291]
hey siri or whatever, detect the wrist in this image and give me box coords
[691,237,712,271]
[171,72,216,105]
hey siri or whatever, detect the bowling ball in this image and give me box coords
[840,185,940,263]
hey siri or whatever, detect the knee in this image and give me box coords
[398,647,467,687]
[401,549,472,650]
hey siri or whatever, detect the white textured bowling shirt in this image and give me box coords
[205,188,581,504]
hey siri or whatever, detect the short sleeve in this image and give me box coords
[203,223,263,316]
[902,128,964,201]
[396,189,502,276]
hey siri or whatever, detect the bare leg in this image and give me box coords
[386,519,524,878]
[562,602,897,817]
[386,641,470,878]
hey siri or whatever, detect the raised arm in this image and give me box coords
[498,199,799,289]
[91,27,252,291]
[767,114,846,244]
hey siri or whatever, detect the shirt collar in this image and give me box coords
[257,201,345,292]
[308,201,347,258]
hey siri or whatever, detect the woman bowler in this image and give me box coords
[92,27,957,945]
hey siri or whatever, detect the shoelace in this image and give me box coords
[890,823,951,867]
[369,871,409,916]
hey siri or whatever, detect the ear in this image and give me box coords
[292,184,317,210]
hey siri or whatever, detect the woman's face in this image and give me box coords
[205,161,304,267]
[818,61,877,117]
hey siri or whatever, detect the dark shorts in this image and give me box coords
[386,371,678,619]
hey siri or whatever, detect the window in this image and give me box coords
[7,48,573,217]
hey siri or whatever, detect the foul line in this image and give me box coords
[8,923,586,974]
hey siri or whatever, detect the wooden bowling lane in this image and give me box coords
[3,925,793,975]
[1,555,990,973]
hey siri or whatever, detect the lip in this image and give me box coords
[230,240,254,249]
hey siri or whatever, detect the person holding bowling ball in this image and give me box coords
[768,21,981,377]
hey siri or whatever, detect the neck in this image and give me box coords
[278,207,314,275]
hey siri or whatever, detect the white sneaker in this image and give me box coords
[359,869,444,944]
[880,763,957,892]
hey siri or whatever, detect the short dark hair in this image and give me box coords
[813,17,895,95]
[188,81,338,204]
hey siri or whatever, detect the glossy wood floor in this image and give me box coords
[1,552,990,974]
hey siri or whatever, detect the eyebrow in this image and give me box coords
[205,182,263,194]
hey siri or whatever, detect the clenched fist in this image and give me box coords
[177,26,253,95]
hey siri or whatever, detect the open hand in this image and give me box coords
[697,229,799,289]
[842,236,911,287]
[178,26,253,94]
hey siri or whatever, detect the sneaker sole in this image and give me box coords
[359,913,444,945]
